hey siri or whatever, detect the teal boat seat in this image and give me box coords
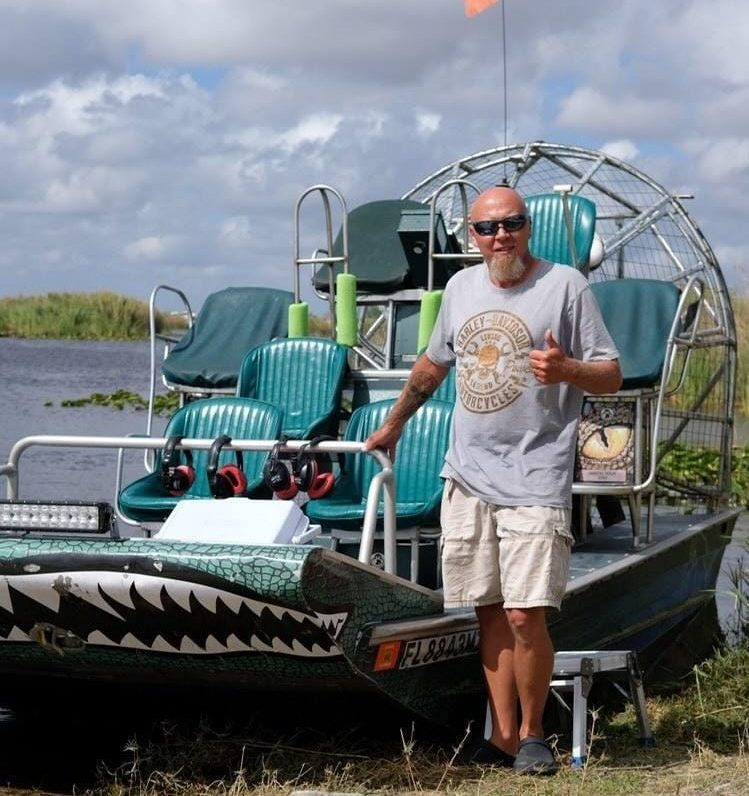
[526,193,597,270]
[312,200,461,294]
[236,337,348,439]
[432,366,457,403]
[591,279,680,389]
[574,277,693,547]
[119,397,283,523]
[162,287,294,390]
[305,399,453,531]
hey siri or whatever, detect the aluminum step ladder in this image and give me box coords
[551,649,655,767]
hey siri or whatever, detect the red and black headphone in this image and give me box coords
[161,435,195,496]
[207,434,248,499]
[262,436,298,499]
[293,436,336,499]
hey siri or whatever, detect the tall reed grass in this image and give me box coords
[733,294,749,415]
[0,291,184,340]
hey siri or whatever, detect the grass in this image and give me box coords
[0,291,185,340]
[81,646,749,796]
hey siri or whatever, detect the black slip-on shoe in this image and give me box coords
[513,736,558,775]
[456,739,516,767]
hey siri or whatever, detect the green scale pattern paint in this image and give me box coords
[0,536,443,696]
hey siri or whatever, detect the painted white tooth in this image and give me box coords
[150,634,179,653]
[64,576,125,620]
[265,603,289,621]
[96,576,136,610]
[270,636,295,655]
[204,635,228,654]
[87,630,116,646]
[191,587,218,613]
[130,575,165,611]
[162,581,195,613]
[179,636,206,654]
[249,635,274,653]
[310,643,341,658]
[9,575,61,613]
[7,625,30,641]
[216,592,245,615]
[120,633,150,650]
[0,579,12,613]
[224,633,251,653]
[315,611,348,638]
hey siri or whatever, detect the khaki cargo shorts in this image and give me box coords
[440,478,573,610]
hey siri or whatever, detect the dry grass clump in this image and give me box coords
[86,652,749,796]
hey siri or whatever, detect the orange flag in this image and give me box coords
[465,0,500,16]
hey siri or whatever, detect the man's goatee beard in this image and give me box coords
[488,254,526,284]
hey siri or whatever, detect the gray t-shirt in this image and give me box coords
[426,260,619,508]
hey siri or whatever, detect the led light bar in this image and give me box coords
[0,501,114,534]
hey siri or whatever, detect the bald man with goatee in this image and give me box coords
[366,187,621,775]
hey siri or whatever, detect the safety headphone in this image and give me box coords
[161,435,195,496]
[207,434,248,499]
[262,436,298,499]
[293,436,336,499]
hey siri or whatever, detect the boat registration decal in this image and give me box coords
[399,629,479,669]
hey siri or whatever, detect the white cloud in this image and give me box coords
[279,113,343,153]
[415,111,441,136]
[600,140,639,163]
[556,87,681,138]
[123,235,177,260]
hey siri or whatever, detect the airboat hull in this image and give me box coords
[0,506,737,725]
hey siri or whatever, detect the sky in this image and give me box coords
[1,0,748,313]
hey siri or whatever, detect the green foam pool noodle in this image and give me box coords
[336,273,358,347]
[288,302,309,337]
[417,290,443,352]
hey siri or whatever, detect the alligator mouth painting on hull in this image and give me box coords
[0,556,349,658]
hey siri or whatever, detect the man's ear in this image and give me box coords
[468,222,477,247]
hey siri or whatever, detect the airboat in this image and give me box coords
[0,141,740,731]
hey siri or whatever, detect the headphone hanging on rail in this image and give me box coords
[161,435,195,496]
[293,436,336,499]
[207,434,248,499]
[262,436,298,499]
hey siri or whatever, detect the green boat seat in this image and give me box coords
[526,193,597,270]
[162,287,294,390]
[236,337,348,439]
[312,200,461,294]
[305,398,453,531]
[119,397,283,523]
[591,279,680,389]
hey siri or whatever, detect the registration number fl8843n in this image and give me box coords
[399,629,479,669]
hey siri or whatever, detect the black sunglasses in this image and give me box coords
[471,215,528,236]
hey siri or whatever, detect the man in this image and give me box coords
[365,186,621,775]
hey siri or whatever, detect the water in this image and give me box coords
[0,337,167,502]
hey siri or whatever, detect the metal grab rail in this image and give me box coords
[0,436,397,576]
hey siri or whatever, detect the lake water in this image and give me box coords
[0,337,167,502]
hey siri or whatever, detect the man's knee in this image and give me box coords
[505,606,549,643]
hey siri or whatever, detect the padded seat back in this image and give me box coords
[591,279,680,389]
[162,287,294,390]
[312,200,460,293]
[306,399,453,529]
[432,366,456,403]
[119,397,283,522]
[526,193,596,269]
[236,337,348,439]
